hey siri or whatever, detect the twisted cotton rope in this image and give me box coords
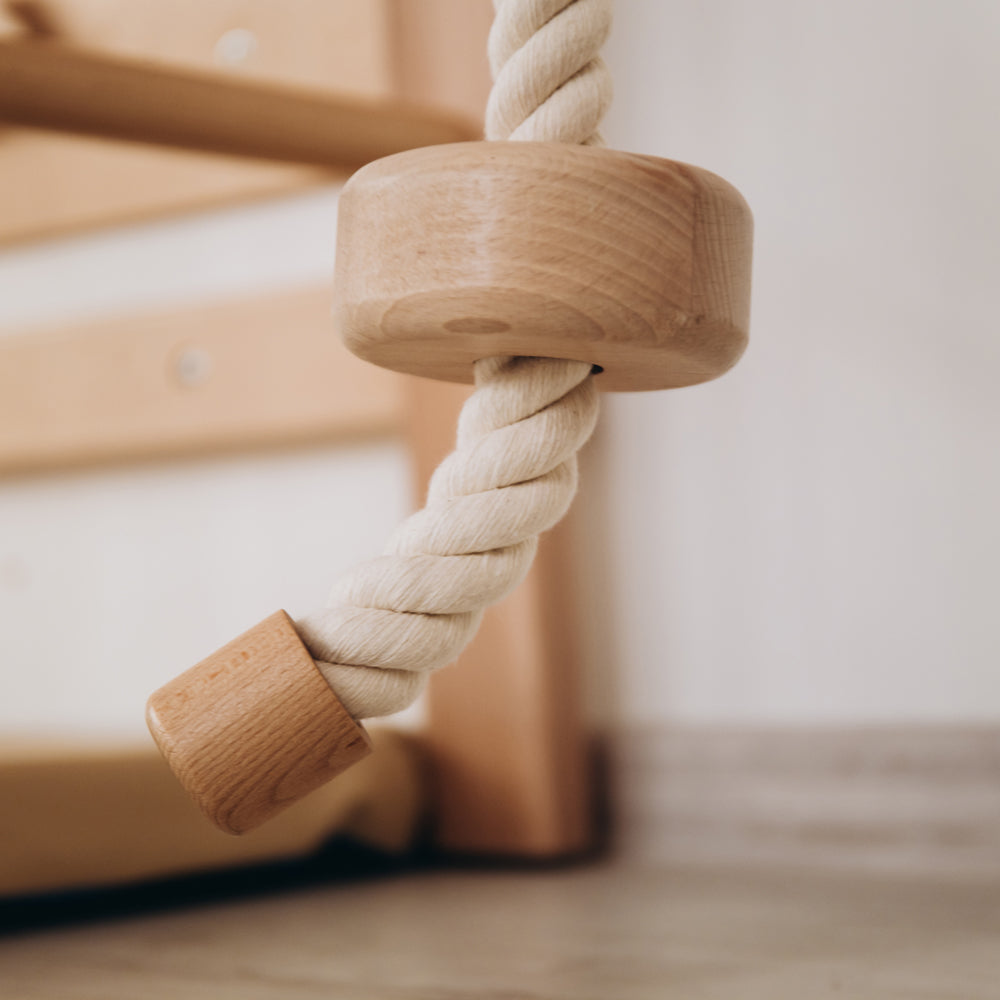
[296,0,612,719]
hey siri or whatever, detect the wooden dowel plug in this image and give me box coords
[146,610,371,835]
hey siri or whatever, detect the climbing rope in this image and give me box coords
[296,0,611,719]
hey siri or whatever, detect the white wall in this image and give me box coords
[591,0,1000,723]
[1,1,998,735]
[0,194,412,736]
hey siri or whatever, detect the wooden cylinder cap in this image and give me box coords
[146,610,371,834]
[334,141,753,392]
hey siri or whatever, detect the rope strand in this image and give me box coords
[297,0,612,719]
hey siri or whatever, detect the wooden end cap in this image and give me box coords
[334,141,753,392]
[146,610,372,835]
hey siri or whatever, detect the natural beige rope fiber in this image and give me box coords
[297,0,612,719]
[487,0,611,145]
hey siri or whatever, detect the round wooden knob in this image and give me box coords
[146,611,371,834]
[334,141,753,392]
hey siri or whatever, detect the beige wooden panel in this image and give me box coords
[0,0,393,243]
[0,728,421,897]
[387,0,494,126]
[2,0,394,92]
[0,286,404,473]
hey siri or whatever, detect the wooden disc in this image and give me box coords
[334,141,753,392]
[146,610,371,835]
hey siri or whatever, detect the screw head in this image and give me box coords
[213,28,258,65]
[173,348,213,388]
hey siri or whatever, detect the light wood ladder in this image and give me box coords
[0,0,593,894]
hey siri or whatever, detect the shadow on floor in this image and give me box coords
[0,837,409,937]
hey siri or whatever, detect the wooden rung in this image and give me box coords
[0,286,404,473]
[0,38,480,168]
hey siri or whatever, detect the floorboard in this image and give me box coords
[2,860,998,998]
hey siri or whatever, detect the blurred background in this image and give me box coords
[2,0,997,739]
[1,2,999,993]
[592,0,1000,725]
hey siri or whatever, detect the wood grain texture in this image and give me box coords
[0,286,404,473]
[0,37,477,169]
[0,728,421,897]
[335,142,753,391]
[0,0,395,244]
[3,861,998,997]
[147,610,372,835]
[405,379,592,857]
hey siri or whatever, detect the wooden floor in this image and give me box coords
[2,860,999,998]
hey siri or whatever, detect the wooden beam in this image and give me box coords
[0,37,478,168]
[0,0,397,245]
[391,0,594,858]
[387,0,494,126]
[405,383,593,858]
[0,287,404,474]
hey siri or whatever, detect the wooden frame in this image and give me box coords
[1,0,592,859]
[0,36,474,169]
[1,282,593,858]
[406,382,592,856]
[0,0,487,244]
[0,288,403,474]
